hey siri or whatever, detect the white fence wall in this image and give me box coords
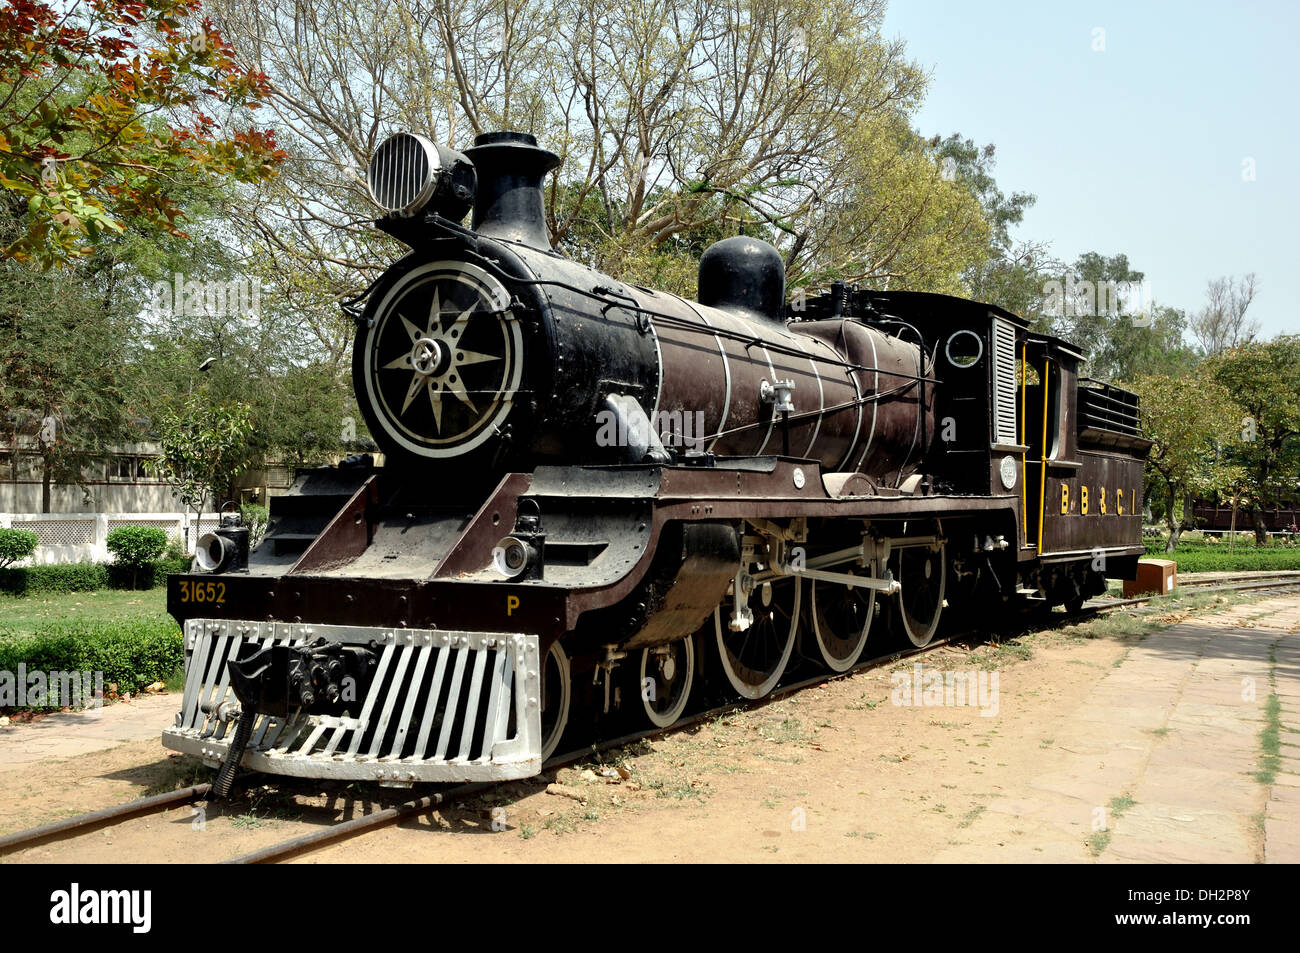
[0,513,219,565]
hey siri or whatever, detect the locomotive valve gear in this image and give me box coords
[597,646,629,714]
[729,570,755,632]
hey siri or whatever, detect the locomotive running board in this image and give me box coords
[163,619,543,784]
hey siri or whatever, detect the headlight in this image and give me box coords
[366,132,475,219]
[492,536,537,579]
[196,532,238,574]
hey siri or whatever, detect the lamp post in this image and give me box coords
[188,356,217,396]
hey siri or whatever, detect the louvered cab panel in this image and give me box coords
[991,318,1019,449]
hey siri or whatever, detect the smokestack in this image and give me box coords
[464,131,560,250]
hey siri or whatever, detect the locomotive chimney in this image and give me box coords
[464,131,560,250]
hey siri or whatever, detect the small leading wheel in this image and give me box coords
[810,571,876,672]
[714,575,800,699]
[635,635,695,728]
[539,640,571,762]
[891,542,946,647]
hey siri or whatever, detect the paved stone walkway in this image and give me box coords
[0,694,175,772]
[936,594,1300,862]
[1093,597,1297,864]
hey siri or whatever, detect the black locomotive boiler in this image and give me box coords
[164,131,1151,791]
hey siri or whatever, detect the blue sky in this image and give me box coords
[882,0,1297,338]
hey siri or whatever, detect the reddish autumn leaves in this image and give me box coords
[0,0,285,267]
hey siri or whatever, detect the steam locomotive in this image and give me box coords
[163,131,1151,792]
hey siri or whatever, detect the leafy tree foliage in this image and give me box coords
[0,252,128,510]
[1209,337,1300,544]
[0,0,283,268]
[1130,374,1241,551]
[202,0,987,341]
[933,134,1054,321]
[146,394,254,531]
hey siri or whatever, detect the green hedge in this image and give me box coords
[0,616,183,709]
[1172,547,1300,573]
[0,557,190,596]
[1143,538,1300,573]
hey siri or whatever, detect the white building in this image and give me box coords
[1,439,293,564]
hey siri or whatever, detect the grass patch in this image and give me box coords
[0,613,182,709]
[1087,793,1136,857]
[1254,641,1283,785]
[764,717,807,744]
[958,804,986,828]
[847,693,882,711]
[1088,831,1112,855]
[994,640,1034,662]
[1257,694,1282,784]
[544,813,578,834]
[1108,793,1136,816]
[1145,537,1300,573]
[0,587,168,636]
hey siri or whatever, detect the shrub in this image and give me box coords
[0,562,110,595]
[0,557,189,596]
[240,502,269,548]
[163,533,188,561]
[106,526,168,589]
[106,526,168,567]
[0,528,38,569]
[0,616,183,709]
[150,555,191,585]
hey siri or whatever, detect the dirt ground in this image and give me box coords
[2,589,1296,864]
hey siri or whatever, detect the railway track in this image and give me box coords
[4,571,1298,863]
[1091,570,1300,611]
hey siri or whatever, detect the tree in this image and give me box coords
[1101,304,1199,384]
[1,138,262,511]
[125,279,359,477]
[147,395,254,547]
[199,0,989,353]
[0,0,284,269]
[1042,252,1141,371]
[1191,274,1259,357]
[1210,336,1300,544]
[1037,252,1200,382]
[933,134,1057,322]
[1130,374,1241,551]
[0,254,128,510]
